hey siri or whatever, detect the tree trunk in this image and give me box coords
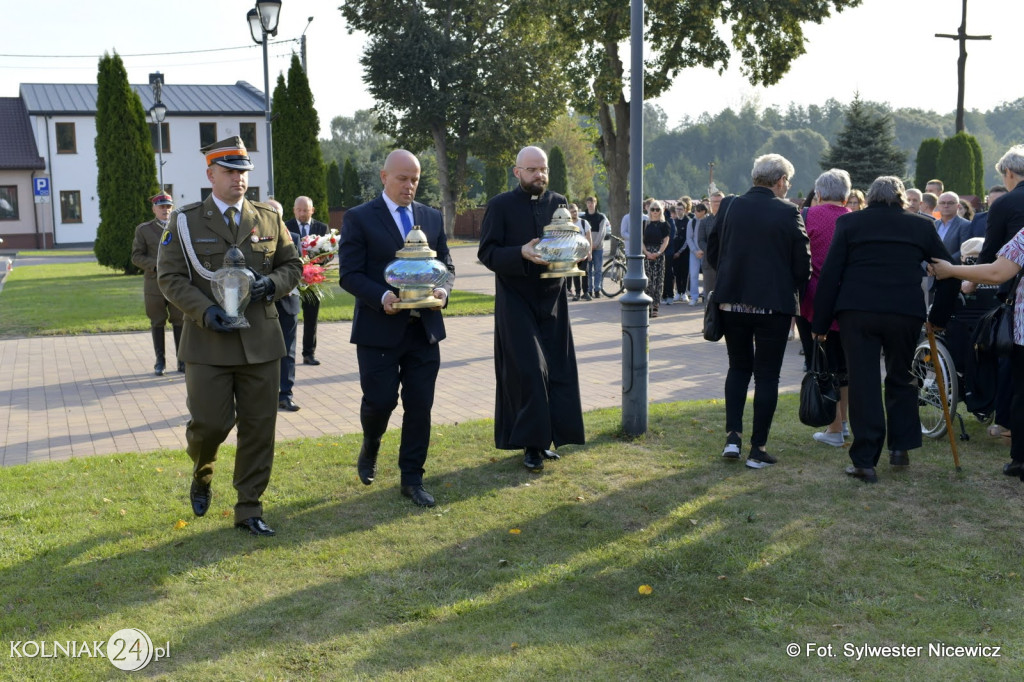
[431,125,457,238]
[595,40,632,235]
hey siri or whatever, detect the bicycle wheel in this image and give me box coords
[601,262,626,298]
[912,339,959,439]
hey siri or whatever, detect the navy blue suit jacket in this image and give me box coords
[339,195,454,348]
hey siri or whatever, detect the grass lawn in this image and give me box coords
[2,397,1022,680]
[0,262,493,337]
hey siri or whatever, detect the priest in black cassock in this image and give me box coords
[477,146,586,472]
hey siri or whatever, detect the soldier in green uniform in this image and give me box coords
[131,192,184,375]
[157,137,302,536]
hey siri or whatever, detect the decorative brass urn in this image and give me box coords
[534,204,590,278]
[384,226,449,309]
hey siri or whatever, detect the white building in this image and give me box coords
[19,80,267,245]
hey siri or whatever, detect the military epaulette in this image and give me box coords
[250,201,277,213]
[179,201,203,212]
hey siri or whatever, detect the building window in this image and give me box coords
[148,122,171,153]
[239,122,258,151]
[245,187,260,202]
[56,122,76,153]
[60,190,82,223]
[199,122,217,148]
[0,186,18,220]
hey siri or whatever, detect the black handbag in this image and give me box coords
[799,341,839,427]
[974,275,1019,357]
[702,290,722,341]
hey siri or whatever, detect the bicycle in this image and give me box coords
[601,235,627,298]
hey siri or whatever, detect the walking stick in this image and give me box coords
[926,322,961,471]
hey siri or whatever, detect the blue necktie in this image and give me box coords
[397,205,413,237]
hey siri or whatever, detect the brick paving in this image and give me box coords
[0,245,807,465]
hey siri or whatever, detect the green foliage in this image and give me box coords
[326,160,343,209]
[340,1,573,235]
[937,132,977,197]
[92,52,158,274]
[756,129,830,194]
[341,157,362,208]
[272,55,327,219]
[548,146,568,196]
[319,109,394,203]
[820,96,907,189]
[541,111,598,202]
[483,164,508,200]
[915,138,942,190]
[967,134,985,197]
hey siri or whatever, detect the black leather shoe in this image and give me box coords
[889,450,909,468]
[523,447,544,472]
[278,398,301,412]
[235,517,275,536]
[845,466,879,483]
[190,479,211,517]
[177,361,185,373]
[357,441,379,485]
[542,449,561,460]
[302,355,321,366]
[154,360,165,376]
[1002,460,1024,477]
[401,485,436,507]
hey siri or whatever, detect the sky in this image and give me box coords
[1,0,1020,138]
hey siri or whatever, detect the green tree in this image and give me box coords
[937,132,977,197]
[540,111,598,202]
[272,55,326,220]
[756,129,830,193]
[915,138,942,190]
[340,1,573,236]
[326,160,343,208]
[93,52,158,274]
[966,134,985,197]
[563,0,863,227]
[548,146,568,196]
[319,109,395,203]
[820,96,906,189]
[484,164,509,201]
[341,157,362,208]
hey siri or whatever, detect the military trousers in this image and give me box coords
[185,359,279,523]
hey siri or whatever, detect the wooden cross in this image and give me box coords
[935,0,991,133]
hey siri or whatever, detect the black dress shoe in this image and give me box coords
[542,449,560,460]
[302,355,321,366]
[845,466,879,483]
[401,485,436,507]
[177,361,185,373]
[889,450,909,468]
[357,442,378,485]
[278,398,301,412]
[523,447,544,472]
[154,361,165,376]
[235,517,275,536]
[190,479,211,517]
[1002,460,1024,477]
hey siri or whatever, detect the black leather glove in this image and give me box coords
[250,272,275,301]
[203,305,234,333]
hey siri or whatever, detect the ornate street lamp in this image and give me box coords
[149,72,167,191]
[247,0,282,198]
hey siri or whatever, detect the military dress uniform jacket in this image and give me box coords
[131,218,169,297]
[157,196,303,366]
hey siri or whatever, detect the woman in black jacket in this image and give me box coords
[813,176,959,483]
[707,154,811,469]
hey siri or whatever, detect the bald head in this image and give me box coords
[938,191,960,220]
[293,195,313,223]
[514,146,549,196]
[380,149,421,206]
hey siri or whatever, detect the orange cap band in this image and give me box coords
[205,147,246,164]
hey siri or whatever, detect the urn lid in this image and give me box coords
[543,205,577,234]
[395,226,437,259]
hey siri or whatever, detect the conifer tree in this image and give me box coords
[484,164,508,200]
[820,97,906,189]
[341,158,361,207]
[326,160,343,208]
[966,134,985,196]
[915,138,942,190]
[93,52,158,274]
[272,55,326,220]
[549,146,568,196]
[937,132,977,197]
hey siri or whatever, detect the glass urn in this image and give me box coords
[534,204,590,278]
[384,226,449,309]
[210,244,255,328]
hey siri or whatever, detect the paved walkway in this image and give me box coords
[0,246,808,465]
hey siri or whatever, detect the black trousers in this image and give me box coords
[356,321,440,486]
[301,298,320,358]
[1010,345,1024,463]
[721,310,791,449]
[276,305,297,400]
[838,310,922,468]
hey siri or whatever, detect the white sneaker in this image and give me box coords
[813,431,845,447]
[674,293,682,302]
[842,421,850,437]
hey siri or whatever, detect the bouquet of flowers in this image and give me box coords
[298,229,340,304]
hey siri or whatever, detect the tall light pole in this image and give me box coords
[247,0,282,198]
[300,16,313,73]
[149,72,167,191]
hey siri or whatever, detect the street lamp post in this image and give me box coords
[247,0,282,199]
[149,72,167,191]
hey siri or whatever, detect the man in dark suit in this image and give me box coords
[286,196,329,366]
[338,149,454,507]
[935,191,972,262]
[969,185,1008,239]
[268,199,301,411]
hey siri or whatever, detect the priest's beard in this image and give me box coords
[520,178,547,196]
